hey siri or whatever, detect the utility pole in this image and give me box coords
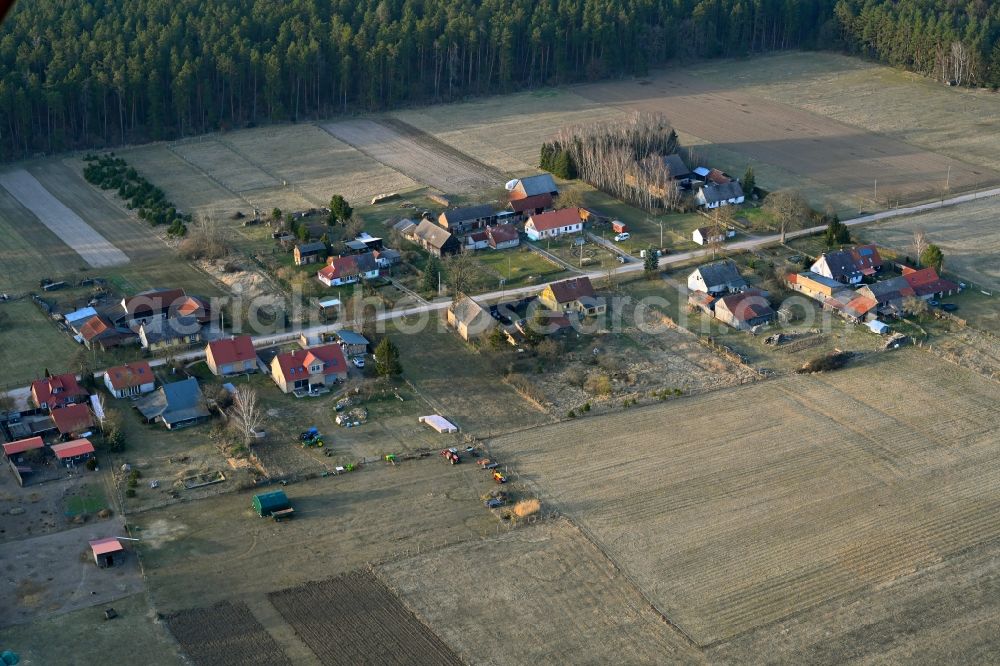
[946,166,951,191]
[873,178,877,205]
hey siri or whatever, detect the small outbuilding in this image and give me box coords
[51,438,96,468]
[89,537,125,568]
[252,490,293,519]
[867,320,890,335]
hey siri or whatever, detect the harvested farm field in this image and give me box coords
[0,168,128,268]
[321,118,502,193]
[133,457,497,613]
[382,519,700,665]
[490,350,1000,647]
[576,71,993,208]
[269,569,462,666]
[861,195,1000,291]
[166,601,290,666]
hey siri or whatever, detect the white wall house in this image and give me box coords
[524,208,584,241]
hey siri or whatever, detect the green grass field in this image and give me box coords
[64,483,108,516]
[0,300,82,388]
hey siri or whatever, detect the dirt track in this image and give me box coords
[575,72,998,205]
[0,168,129,267]
[321,118,502,193]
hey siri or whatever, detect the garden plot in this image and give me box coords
[166,601,291,666]
[490,351,1000,646]
[0,168,129,267]
[269,569,462,666]
[171,140,280,193]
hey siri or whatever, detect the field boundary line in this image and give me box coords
[165,143,253,208]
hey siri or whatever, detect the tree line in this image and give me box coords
[835,1,1000,87]
[0,0,839,159]
[0,0,996,160]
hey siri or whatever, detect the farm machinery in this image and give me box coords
[440,448,460,464]
[299,427,324,448]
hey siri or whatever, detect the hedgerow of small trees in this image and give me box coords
[83,154,190,235]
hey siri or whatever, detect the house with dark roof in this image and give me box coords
[695,181,745,209]
[692,226,726,246]
[811,245,883,284]
[447,296,497,341]
[393,218,417,237]
[662,154,692,180]
[687,261,747,295]
[269,344,348,394]
[539,276,605,316]
[294,241,327,266]
[135,377,210,429]
[137,315,203,351]
[51,403,94,438]
[510,174,559,201]
[412,219,460,257]
[104,362,156,399]
[31,374,88,411]
[205,336,258,376]
[317,252,381,287]
[437,204,497,234]
[120,288,186,327]
[486,224,520,250]
[524,208,584,241]
[714,290,776,330]
[373,249,401,268]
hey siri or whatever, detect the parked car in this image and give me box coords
[352,356,365,368]
[614,232,630,242]
[941,303,959,312]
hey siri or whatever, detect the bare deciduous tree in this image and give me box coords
[180,214,230,260]
[911,229,928,265]
[229,386,265,445]
[762,190,810,244]
[446,251,478,298]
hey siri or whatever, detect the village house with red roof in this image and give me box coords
[269,344,348,394]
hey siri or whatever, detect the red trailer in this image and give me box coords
[611,220,628,234]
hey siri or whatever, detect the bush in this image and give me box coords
[125,488,136,498]
[85,458,98,471]
[582,402,591,412]
[567,409,576,418]
[797,351,853,374]
[584,372,612,396]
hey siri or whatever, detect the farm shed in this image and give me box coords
[867,320,890,335]
[51,438,95,468]
[89,537,125,568]
[294,242,327,266]
[3,436,45,459]
[252,490,292,517]
[419,415,458,433]
[335,330,369,356]
[611,220,628,234]
[50,403,94,437]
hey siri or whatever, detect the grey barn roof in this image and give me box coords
[699,181,745,204]
[441,204,495,223]
[662,154,691,178]
[691,260,746,289]
[450,295,489,327]
[296,241,327,254]
[140,315,200,344]
[135,377,209,425]
[516,174,558,197]
[413,219,455,249]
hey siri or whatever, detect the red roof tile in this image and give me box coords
[509,193,553,213]
[51,404,94,434]
[32,374,87,409]
[89,537,124,556]
[2,436,44,456]
[51,438,95,459]
[527,208,583,232]
[902,267,959,297]
[273,344,347,383]
[105,362,154,390]
[207,336,256,366]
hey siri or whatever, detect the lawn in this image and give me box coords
[63,482,108,516]
[0,299,83,389]
[473,246,567,288]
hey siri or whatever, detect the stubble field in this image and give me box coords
[490,351,1000,647]
[860,195,1000,291]
[382,518,701,665]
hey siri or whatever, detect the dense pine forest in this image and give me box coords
[0,0,997,159]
